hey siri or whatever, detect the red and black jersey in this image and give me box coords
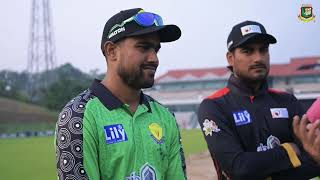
[198,74,320,180]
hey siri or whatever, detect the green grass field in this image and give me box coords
[181,129,208,156]
[0,129,207,180]
[0,137,57,180]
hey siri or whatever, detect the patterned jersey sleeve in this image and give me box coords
[55,89,95,180]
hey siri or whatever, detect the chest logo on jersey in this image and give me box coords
[149,123,164,144]
[233,110,252,126]
[257,135,281,152]
[104,124,128,144]
[126,163,157,180]
[270,108,288,118]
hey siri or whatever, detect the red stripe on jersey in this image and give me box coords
[207,87,230,100]
[250,96,255,103]
[268,88,288,94]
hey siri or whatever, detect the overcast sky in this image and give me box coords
[1,0,319,77]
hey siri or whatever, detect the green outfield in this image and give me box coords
[0,137,57,180]
[180,128,208,156]
[0,129,207,180]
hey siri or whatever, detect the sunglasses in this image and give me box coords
[108,10,164,38]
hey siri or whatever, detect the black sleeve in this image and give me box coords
[291,94,305,118]
[287,94,305,148]
[197,98,299,179]
[271,95,320,179]
[271,150,320,179]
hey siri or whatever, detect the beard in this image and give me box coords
[235,68,269,91]
[117,63,155,90]
[236,63,269,84]
[240,71,268,83]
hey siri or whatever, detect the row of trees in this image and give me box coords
[43,78,90,110]
[0,63,103,111]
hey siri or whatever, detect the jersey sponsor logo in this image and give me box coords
[257,135,281,152]
[202,119,221,136]
[126,163,157,180]
[149,123,164,144]
[233,110,251,126]
[270,108,288,118]
[104,124,128,144]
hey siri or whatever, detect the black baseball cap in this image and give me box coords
[227,21,277,51]
[101,8,181,54]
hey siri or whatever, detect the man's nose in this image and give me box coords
[252,51,264,63]
[147,50,159,64]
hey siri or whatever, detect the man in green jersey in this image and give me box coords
[55,8,186,180]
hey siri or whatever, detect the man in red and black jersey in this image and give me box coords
[197,21,320,180]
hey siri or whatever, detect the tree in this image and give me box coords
[42,78,90,110]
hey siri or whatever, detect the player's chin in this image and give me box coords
[141,80,154,89]
[144,69,156,77]
[252,73,267,81]
[139,74,154,87]
[250,69,267,76]
[142,70,155,81]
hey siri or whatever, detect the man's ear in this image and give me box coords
[226,51,234,67]
[104,41,117,61]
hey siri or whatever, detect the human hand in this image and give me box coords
[306,122,320,136]
[293,115,320,164]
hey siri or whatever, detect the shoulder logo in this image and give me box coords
[270,108,288,118]
[202,119,221,136]
[233,110,252,126]
[104,124,128,144]
[149,123,164,144]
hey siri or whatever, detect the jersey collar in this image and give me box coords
[227,74,268,96]
[90,79,152,112]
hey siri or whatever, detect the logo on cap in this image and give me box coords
[240,25,262,36]
[298,4,316,22]
[227,40,234,50]
[108,27,126,39]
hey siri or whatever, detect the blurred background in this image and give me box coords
[0,0,319,179]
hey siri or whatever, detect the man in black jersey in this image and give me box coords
[197,20,320,180]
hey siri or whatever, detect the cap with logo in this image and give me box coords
[101,8,181,54]
[227,21,277,51]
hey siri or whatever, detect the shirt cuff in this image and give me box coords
[281,143,301,168]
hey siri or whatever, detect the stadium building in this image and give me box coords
[145,56,320,129]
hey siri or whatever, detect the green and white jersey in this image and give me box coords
[55,79,186,180]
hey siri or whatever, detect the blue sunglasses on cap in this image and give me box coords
[108,10,164,38]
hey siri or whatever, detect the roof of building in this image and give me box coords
[156,56,320,83]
